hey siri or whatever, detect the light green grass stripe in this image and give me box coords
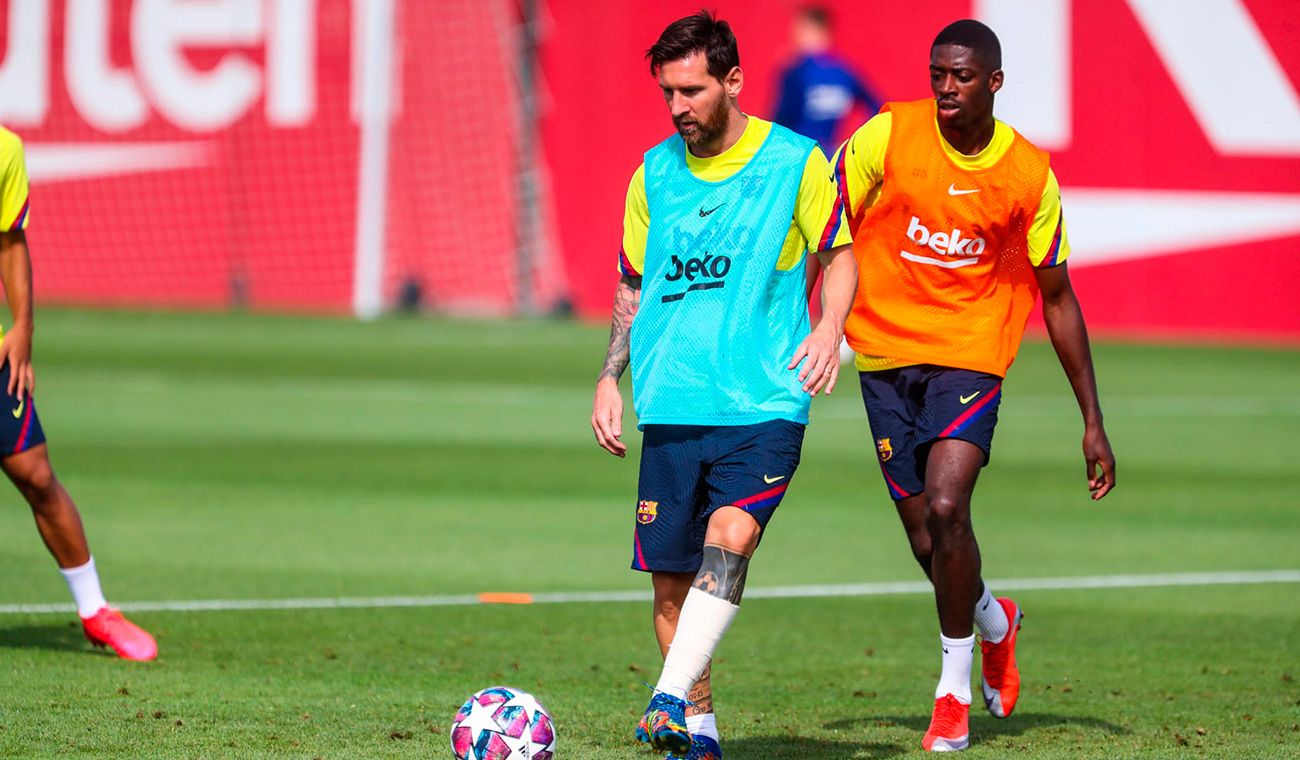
[3,569,1297,615]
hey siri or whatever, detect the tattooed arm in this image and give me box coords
[591,275,641,457]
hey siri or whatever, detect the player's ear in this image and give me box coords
[988,69,1004,96]
[723,66,743,98]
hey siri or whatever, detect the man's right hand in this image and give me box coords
[591,377,627,457]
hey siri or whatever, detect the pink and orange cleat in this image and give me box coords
[922,693,970,752]
[81,607,157,661]
[979,597,1024,719]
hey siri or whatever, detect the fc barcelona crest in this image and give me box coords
[636,500,659,525]
[876,438,894,463]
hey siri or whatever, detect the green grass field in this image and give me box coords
[0,309,1297,758]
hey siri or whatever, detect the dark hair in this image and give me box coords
[932,19,1002,69]
[799,5,832,31]
[647,10,740,80]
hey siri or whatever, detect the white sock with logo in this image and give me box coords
[686,712,719,742]
[936,634,975,704]
[654,588,739,700]
[973,584,1009,644]
[60,556,108,619]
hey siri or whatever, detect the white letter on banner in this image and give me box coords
[68,0,149,132]
[0,0,50,125]
[132,0,264,132]
[267,0,316,126]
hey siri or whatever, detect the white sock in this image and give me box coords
[686,713,718,742]
[654,588,740,700]
[973,585,1009,644]
[936,634,975,704]
[60,556,108,619]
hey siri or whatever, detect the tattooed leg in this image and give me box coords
[693,544,751,605]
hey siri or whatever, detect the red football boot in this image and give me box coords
[81,607,157,661]
[979,597,1024,718]
[922,693,970,752]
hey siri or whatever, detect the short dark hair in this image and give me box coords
[647,10,740,80]
[932,19,1002,69]
[799,5,832,31]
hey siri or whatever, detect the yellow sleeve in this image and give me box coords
[0,130,31,232]
[832,111,890,228]
[619,164,647,276]
[793,147,852,256]
[1027,168,1070,267]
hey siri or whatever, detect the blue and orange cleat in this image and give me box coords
[673,734,722,760]
[636,692,692,756]
[81,607,157,661]
[979,597,1024,718]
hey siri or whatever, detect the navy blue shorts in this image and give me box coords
[859,365,1002,501]
[0,364,44,457]
[631,419,805,574]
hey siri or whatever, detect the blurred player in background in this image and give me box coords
[0,126,157,662]
[772,5,881,157]
[831,20,1115,751]
[590,11,856,759]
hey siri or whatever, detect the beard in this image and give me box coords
[674,97,730,147]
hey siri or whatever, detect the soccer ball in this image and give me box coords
[450,686,556,760]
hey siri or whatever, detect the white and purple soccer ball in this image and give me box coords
[450,686,556,760]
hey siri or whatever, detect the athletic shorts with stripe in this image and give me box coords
[0,363,45,456]
[631,419,805,573]
[858,365,1002,501]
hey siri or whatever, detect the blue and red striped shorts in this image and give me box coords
[631,419,805,574]
[859,365,1003,501]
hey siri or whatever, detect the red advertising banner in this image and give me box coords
[0,0,536,313]
[542,0,1300,340]
[3,1,1298,339]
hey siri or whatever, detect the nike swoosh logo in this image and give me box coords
[699,203,725,217]
[959,392,981,404]
[763,474,786,484]
[947,184,980,196]
[12,397,22,418]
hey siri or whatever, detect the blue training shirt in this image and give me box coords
[773,52,880,156]
[630,124,817,428]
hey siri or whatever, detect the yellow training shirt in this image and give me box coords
[0,127,31,233]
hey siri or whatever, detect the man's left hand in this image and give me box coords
[789,321,841,397]
[0,323,33,400]
[1084,424,1116,501]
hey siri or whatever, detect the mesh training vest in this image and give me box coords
[845,99,1051,377]
[632,124,816,426]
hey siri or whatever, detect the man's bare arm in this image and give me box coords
[789,244,856,396]
[598,275,641,382]
[1036,263,1115,500]
[592,275,641,457]
[0,230,35,399]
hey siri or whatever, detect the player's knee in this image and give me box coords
[9,456,56,503]
[925,494,971,533]
[707,507,762,553]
